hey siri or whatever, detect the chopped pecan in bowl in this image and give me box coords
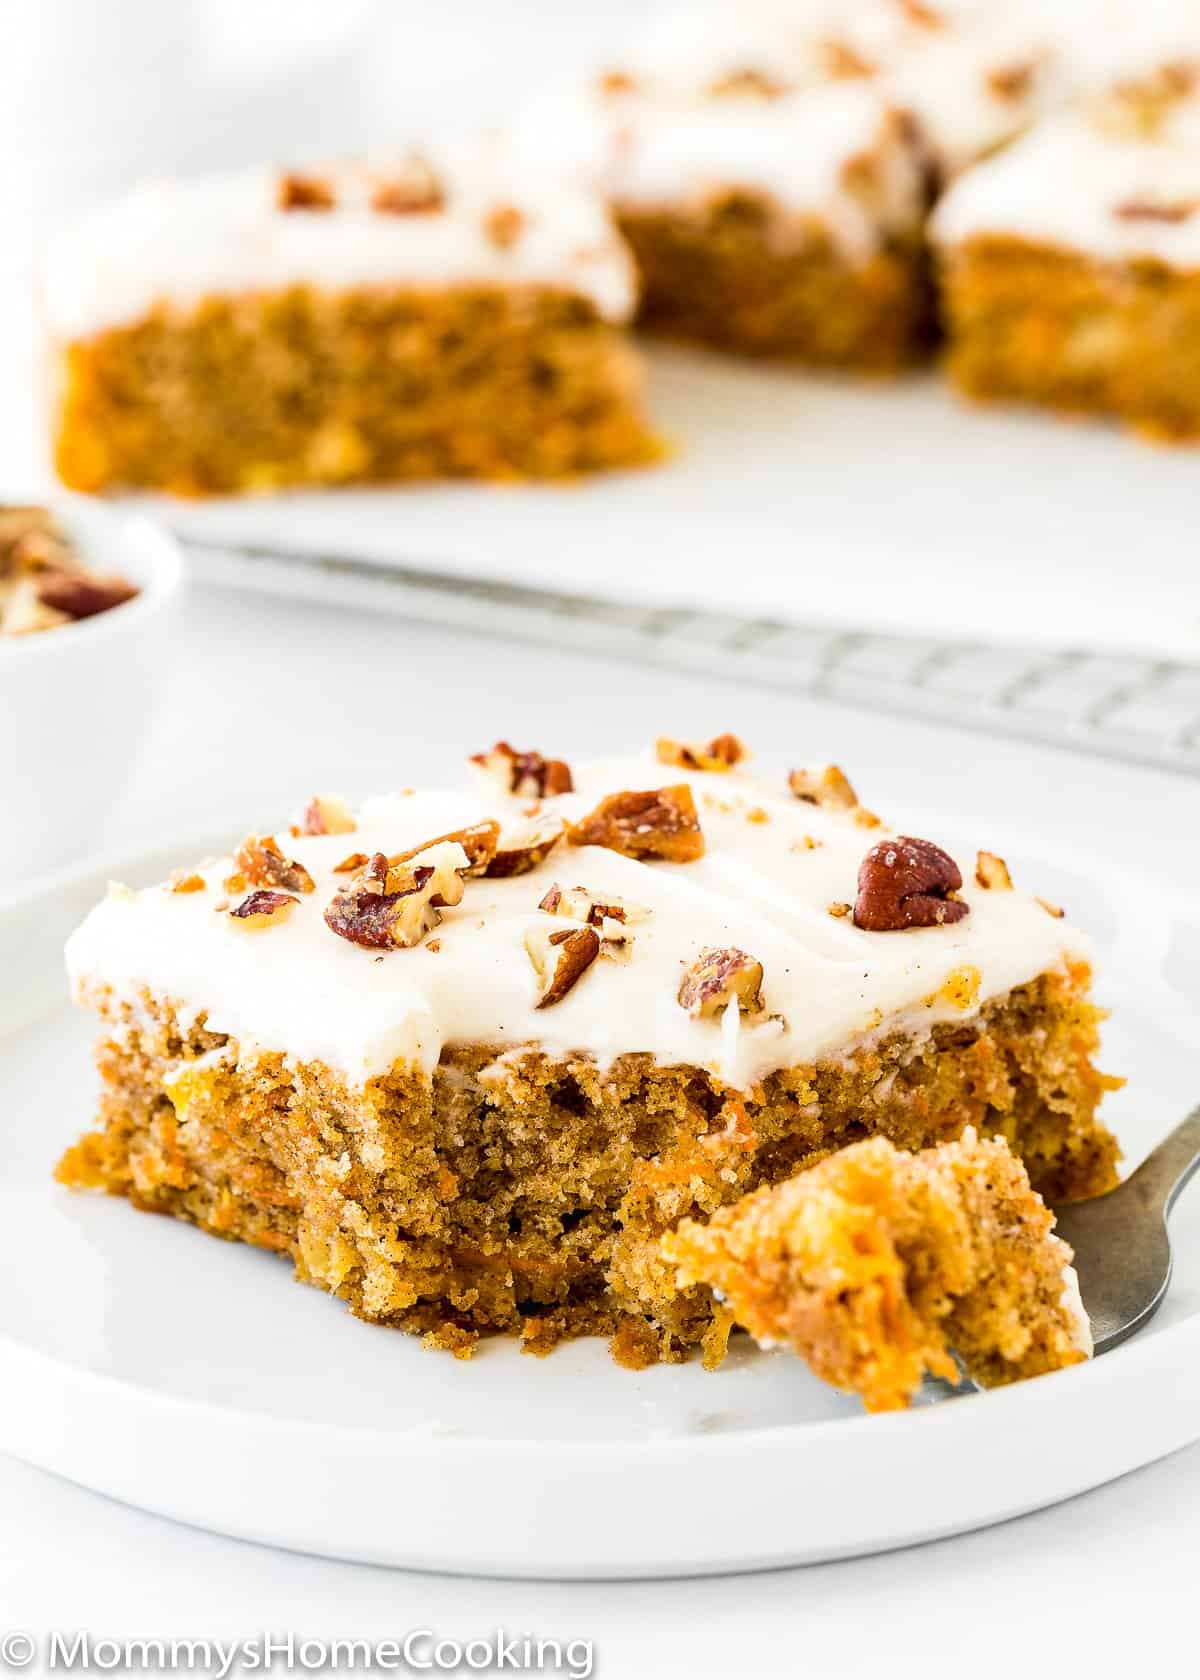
[1,504,139,638]
[566,785,704,862]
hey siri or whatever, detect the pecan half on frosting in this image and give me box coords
[678,947,764,1019]
[853,837,969,931]
[324,842,469,950]
[471,742,574,798]
[35,572,138,621]
[655,733,747,772]
[566,785,704,862]
[525,923,601,1007]
[232,835,315,896]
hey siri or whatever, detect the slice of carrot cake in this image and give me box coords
[664,1129,1092,1410]
[512,74,932,368]
[45,152,658,495]
[934,63,1200,439]
[57,738,1119,1366]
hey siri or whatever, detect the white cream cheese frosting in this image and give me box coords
[933,108,1200,266]
[43,153,638,340]
[509,78,926,261]
[65,747,1091,1092]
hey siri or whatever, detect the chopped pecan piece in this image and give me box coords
[597,68,638,95]
[35,572,138,621]
[538,883,649,926]
[390,820,499,877]
[853,837,969,932]
[487,823,563,878]
[678,947,765,1019]
[484,204,525,249]
[788,765,859,810]
[232,835,315,895]
[229,890,298,928]
[987,60,1036,101]
[655,732,747,772]
[470,742,574,798]
[525,923,601,1008]
[169,871,206,895]
[539,882,649,959]
[1114,197,1198,224]
[709,67,792,96]
[370,156,443,215]
[816,39,875,79]
[278,172,335,211]
[323,842,469,950]
[975,851,1013,891]
[566,785,704,862]
[297,793,356,837]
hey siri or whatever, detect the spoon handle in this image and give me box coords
[1124,1103,1200,1220]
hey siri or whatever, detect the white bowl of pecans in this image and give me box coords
[0,496,184,884]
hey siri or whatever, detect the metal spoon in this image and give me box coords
[1054,1104,1200,1354]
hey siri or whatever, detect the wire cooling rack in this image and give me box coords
[186,541,1200,778]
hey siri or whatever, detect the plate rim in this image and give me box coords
[4,832,1200,1574]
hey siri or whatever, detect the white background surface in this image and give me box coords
[3,1,1200,1671]
[1,583,1197,1675]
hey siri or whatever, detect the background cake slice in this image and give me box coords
[663,1129,1093,1411]
[512,74,931,368]
[46,152,658,494]
[57,740,1119,1366]
[934,65,1200,438]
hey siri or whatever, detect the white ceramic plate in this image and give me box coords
[151,350,1200,663]
[1,833,1198,1579]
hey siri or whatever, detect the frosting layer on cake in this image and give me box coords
[66,749,1090,1090]
[43,155,638,339]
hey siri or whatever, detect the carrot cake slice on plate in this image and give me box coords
[57,738,1119,1367]
[46,152,659,494]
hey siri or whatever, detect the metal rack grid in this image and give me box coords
[186,540,1200,778]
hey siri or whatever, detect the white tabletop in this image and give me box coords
[2,581,1196,1674]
